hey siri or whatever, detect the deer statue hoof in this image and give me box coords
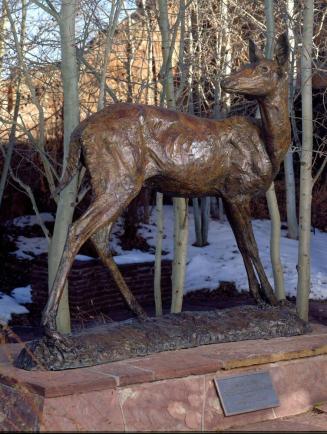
[43,322,71,349]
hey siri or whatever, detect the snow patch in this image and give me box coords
[7,206,327,300]
[11,213,54,228]
[75,254,95,262]
[0,293,29,324]
[113,251,156,265]
[11,285,32,304]
[12,236,48,259]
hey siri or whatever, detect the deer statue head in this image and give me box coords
[221,33,289,97]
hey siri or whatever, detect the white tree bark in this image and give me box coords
[48,0,80,333]
[296,0,314,321]
[154,192,163,316]
[97,0,122,110]
[171,197,188,313]
[284,0,298,240]
[0,0,8,75]
[263,0,286,301]
[0,88,20,206]
[0,0,25,206]
[157,0,189,314]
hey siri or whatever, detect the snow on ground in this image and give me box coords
[110,206,327,300]
[11,212,54,228]
[12,236,49,260]
[11,285,33,304]
[7,206,327,301]
[0,285,32,324]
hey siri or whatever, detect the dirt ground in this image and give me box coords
[4,283,327,344]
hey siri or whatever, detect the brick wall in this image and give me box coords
[31,257,173,317]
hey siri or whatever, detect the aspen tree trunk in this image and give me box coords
[296,0,314,321]
[4,0,55,196]
[0,0,25,206]
[192,198,203,246]
[214,0,231,223]
[264,0,286,301]
[284,0,298,240]
[219,0,231,223]
[171,198,188,313]
[210,197,220,220]
[97,0,121,110]
[0,0,7,75]
[190,3,203,247]
[144,4,162,315]
[48,0,80,333]
[144,5,154,105]
[153,0,171,316]
[125,12,134,103]
[190,1,210,247]
[154,192,163,315]
[0,89,20,206]
[157,0,188,314]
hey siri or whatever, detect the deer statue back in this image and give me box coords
[43,33,290,337]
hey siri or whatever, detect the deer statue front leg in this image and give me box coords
[223,196,278,305]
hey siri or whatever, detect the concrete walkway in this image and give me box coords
[226,404,327,431]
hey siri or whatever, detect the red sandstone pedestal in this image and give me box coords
[1,324,327,431]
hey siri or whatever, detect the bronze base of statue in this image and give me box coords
[15,304,310,371]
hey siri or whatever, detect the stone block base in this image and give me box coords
[1,323,327,431]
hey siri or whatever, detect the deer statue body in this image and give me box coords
[43,34,290,336]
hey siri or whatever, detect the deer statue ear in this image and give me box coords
[275,32,289,67]
[249,39,264,63]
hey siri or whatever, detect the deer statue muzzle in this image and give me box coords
[42,33,291,339]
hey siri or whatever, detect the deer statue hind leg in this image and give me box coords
[90,224,148,319]
[223,196,277,306]
[42,180,144,339]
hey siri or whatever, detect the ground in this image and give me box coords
[1,205,327,343]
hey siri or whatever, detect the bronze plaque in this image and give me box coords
[214,371,280,416]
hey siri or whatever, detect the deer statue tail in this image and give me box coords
[52,132,82,198]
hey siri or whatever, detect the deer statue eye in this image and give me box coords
[259,65,269,74]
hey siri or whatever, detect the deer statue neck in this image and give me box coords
[257,79,291,172]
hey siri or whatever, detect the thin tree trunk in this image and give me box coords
[192,198,203,246]
[48,0,80,333]
[154,192,163,316]
[210,197,220,220]
[171,197,188,313]
[284,0,298,240]
[214,0,230,222]
[125,12,134,103]
[188,7,202,246]
[157,0,189,314]
[296,0,314,321]
[0,1,8,75]
[154,0,172,315]
[0,0,26,206]
[284,152,298,238]
[266,184,286,300]
[264,0,286,301]
[218,198,225,221]
[158,0,175,106]
[97,0,122,110]
[144,5,154,105]
[190,2,210,247]
[201,197,210,245]
[0,88,20,206]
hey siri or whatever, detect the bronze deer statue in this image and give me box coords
[43,33,290,338]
